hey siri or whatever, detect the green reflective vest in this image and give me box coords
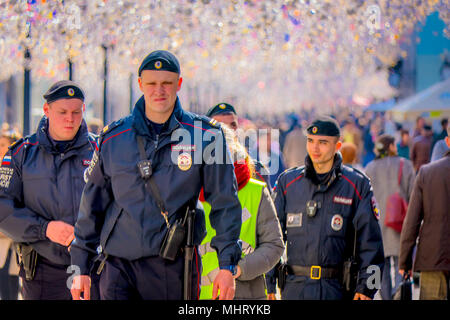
[199,178,265,300]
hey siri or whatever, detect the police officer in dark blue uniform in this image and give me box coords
[269,116,384,300]
[70,50,242,300]
[206,102,271,188]
[0,81,98,300]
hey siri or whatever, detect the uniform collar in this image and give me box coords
[305,152,343,186]
[36,116,90,153]
[132,95,183,138]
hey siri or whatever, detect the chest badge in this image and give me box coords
[177,152,192,171]
[306,200,318,217]
[331,214,344,231]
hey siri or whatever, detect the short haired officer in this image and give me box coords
[70,50,242,300]
[0,81,98,299]
[206,102,271,188]
[270,116,384,300]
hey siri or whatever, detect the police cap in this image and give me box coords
[306,116,341,137]
[138,50,180,76]
[206,103,237,118]
[43,80,85,104]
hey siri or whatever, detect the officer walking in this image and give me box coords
[70,50,242,300]
[271,116,384,300]
[0,81,97,299]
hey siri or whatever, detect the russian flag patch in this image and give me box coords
[2,155,11,166]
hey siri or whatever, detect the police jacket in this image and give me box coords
[0,117,97,266]
[272,153,384,298]
[71,96,242,275]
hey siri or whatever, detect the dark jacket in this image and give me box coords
[0,117,97,266]
[271,153,384,299]
[410,135,432,171]
[399,151,450,272]
[70,96,242,275]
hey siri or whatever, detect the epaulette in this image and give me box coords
[195,115,221,129]
[100,119,124,137]
[350,166,370,181]
[8,137,25,151]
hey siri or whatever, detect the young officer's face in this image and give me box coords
[212,113,239,131]
[44,99,85,141]
[306,134,341,166]
[138,70,182,120]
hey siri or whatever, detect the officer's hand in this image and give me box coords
[353,293,371,300]
[46,221,75,246]
[267,293,277,300]
[212,269,235,300]
[232,265,242,279]
[71,275,91,300]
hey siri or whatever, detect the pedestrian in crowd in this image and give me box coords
[362,120,379,167]
[399,127,450,300]
[340,142,364,172]
[271,116,384,300]
[365,134,415,300]
[432,118,448,147]
[341,117,363,163]
[206,102,271,187]
[430,118,449,162]
[0,81,98,300]
[431,138,450,162]
[70,50,242,300]
[0,129,22,300]
[412,116,425,138]
[397,129,411,160]
[87,118,104,135]
[199,125,284,300]
[254,123,285,189]
[410,124,433,172]
[282,117,307,169]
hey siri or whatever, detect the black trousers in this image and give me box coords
[20,255,101,300]
[0,248,19,300]
[20,256,72,300]
[99,250,201,300]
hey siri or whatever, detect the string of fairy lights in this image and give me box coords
[0,0,449,114]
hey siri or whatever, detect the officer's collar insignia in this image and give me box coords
[155,61,162,69]
[312,126,318,134]
[331,214,343,231]
[102,125,109,133]
[67,88,75,96]
[177,152,192,171]
[219,104,226,109]
[210,119,217,126]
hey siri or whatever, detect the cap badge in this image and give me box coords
[154,61,162,69]
[312,126,318,134]
[219,104,226,109]
[67,88,75,96]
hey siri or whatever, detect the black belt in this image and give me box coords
[286,265,340,280]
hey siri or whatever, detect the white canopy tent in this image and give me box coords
[391,78,450,119]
